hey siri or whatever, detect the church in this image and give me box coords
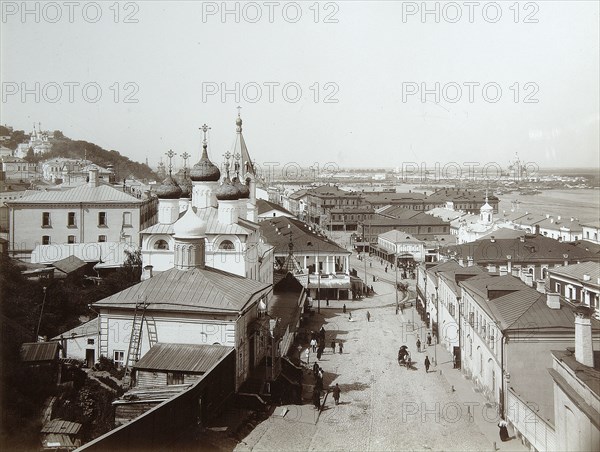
[140,113,273,286]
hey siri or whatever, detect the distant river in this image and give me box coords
[497,189,600,223]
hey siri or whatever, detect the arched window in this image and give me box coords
[154,239,169,250]
[219,240,235,250]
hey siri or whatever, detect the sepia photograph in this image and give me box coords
[1,1,599,450]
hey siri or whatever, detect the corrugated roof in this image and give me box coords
[93,266,272,313]
[7,182,142,204]
[41,419,82,435]
[134,343,234,373]
[53,256,87,274]
[20,342,60,362]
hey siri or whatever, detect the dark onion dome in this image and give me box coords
[215,177,241,201]
[190,144,221,182]
[232,176,250,199]
[155,175,182,199]
[179,175,193,198]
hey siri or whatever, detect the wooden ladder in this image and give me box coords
[124,296,149,382]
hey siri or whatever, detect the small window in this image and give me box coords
[219,240,235,250]
[68,212,76,227]
[42,235,50,245]
[87,339,94,345]
[123,211,132,227]
[98,235,107,243]
[113,350,125,368]
[154,239,169,250]
[42,212,50,227]
[68,235,76,244]
[167,372,184,385]
[98,212,107,226]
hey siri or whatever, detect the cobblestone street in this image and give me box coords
[235,253,527,451]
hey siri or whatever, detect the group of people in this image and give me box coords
[308,328,343,410]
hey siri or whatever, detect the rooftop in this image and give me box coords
[20,341,60,362]
[257,199,294,216]
[551,349,600,398]
[134,343,234,373]
[93,266,272,314]
[6,182,142,205]
[550,261,600,285]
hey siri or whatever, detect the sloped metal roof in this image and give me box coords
[7,183,142,204]
[93,266,272,313]
[133,343,234,373]
[41,419,82,435]
[53,255,87,274]
[550,261,600,283]
[20,341,60,362]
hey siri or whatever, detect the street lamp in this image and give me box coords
[395,252,399,314]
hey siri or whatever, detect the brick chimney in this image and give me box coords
[575,306,594,367]
[536,280,546,293]
[88,168,99,188]
[546,293,561,309]
[141,265,153,281]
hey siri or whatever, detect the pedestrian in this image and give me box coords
[424,355,431,372]
[370,262,372,267]
[319,326,326,341]
[427,332,432,346]
[313,362,319,377]
[326,296,329,307]
[373,275,376,282]
[332,383,341,405]
[310,338,317,352]
[366,311,371,322]
[317,346,322,360]
[339,341,344,354]
[348,312,353,322]
[343,304,347,314]
[331,340,336,353]
[416,338,421,353]
[305,348,310,364]
[498,420,510,442]
[385,266,388,273]
[312,387,321,410]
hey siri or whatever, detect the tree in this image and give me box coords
[53,130,65,139]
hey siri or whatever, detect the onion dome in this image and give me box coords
[179,175,193,198]
[232,176,250,199]
[173,206,206,238]
[215,176,241,201]
[190,142,221,182]
[155,175,182,199]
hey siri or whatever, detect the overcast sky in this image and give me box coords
[1,1,598,170]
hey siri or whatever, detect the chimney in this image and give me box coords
[141,265,153,280]
[583,274,591,282]
[546,293,561,309]
[490,236,496,243]
[574,306,594,367]
[524,273,533,287]
[467,256,473,267]
[536,280,546,293]
[512,268,520,277]
[519,235,525,242]
[535,224,540,235]
[499,266,508,276]
[563,254,569,267]
[88,168,99,187]
[506,255,512,273]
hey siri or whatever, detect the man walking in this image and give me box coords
[366,311,371,322]
[339,341,344,354]
[310,338,317,353]
[332,383,341,405]
[427,333,432,346]
[424,355,431,372]
[416,338,421,353]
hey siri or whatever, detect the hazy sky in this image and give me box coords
[2,1,599,171]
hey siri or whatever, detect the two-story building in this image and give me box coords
[548,261,600,318]
[6,168,157,259]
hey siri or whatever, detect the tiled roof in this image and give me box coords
[20,341,60,362]
[53,255,87,274]
[7,182,142,204]
[133,343,234,373]
[259,217,349,256]
[93,266,272,313]
[550,261,600,284]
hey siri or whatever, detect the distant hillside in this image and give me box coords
[0,125,157,182]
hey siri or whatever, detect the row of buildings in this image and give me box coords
[416,248,600,451]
